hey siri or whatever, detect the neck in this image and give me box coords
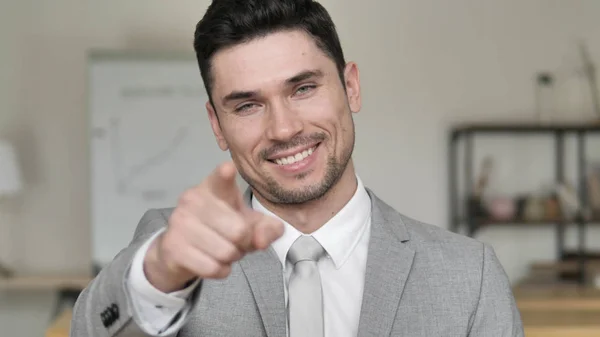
[254,161,358,234]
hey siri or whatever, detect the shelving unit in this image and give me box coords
[448,122,600,284]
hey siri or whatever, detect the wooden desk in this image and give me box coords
[39,281,600,337]
[514,285,600,337]
[0,275,92,318]
[514,285,600,310]
[521,309,600,337]
[45,309,72,337]
[0,275,91,291]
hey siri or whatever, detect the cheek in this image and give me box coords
[225,118,264,161]
[295,88,347,125]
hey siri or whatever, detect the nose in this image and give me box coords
[265,101,304,142]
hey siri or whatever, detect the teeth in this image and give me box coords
[273,146,316,166]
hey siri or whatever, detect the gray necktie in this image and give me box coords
[287,235,326,337]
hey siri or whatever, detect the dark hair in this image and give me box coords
[193,0,347,106]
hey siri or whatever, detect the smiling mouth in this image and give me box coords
[268,144,319,166]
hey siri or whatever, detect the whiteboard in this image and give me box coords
[88,52,234,267]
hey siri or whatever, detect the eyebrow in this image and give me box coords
[221,69,324,106]
[285,69,324,85]
[222,90,258,106]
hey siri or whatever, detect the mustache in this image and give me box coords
[260,133,326,160]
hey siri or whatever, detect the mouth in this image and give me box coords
[267,143,320,166]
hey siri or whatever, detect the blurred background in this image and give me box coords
[1,0,599,336]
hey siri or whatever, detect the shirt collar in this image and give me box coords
[251,176,371,270]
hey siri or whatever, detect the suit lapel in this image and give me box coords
[357,190,415,337]
[239,249,287,337]
[239,188,286,337]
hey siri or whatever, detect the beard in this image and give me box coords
[239,128,355,205]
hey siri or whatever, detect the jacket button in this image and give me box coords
[100,303,119,328]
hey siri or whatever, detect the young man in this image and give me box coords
[72,1,523,336]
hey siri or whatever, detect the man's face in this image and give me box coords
[206,30,361,204]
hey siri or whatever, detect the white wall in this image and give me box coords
[1,0,599,335]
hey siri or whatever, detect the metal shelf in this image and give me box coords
[448,121,600,285]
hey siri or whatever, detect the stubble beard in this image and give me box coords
[240,130,355,206]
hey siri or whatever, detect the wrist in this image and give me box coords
[143,236,195,293]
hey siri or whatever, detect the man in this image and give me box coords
[72,0,523,336]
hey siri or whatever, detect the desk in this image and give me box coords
[42,282,600,337]
[514,285,600,310]
[47,308,600,337]
[0,275,92,318]
[521,309,600,337]
[45,309,72,337]
[0,275,91,291]
[514,285,600,336]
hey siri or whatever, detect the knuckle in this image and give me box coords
[169,208,187,227]
[178,190,192,205]
[178,189,201,207]
[170,208,201,233]
[218,265,232,278]
[271,220,284,236]
[169,214,190,235]
[162,227,189,255]
[204,260,225,277]
[217,245,241,263]
[229,223,250,243]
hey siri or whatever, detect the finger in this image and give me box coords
[252,213,284,250]
[200,198,254,252]
[205,162,244,210]
[176,247,232,279]
[185,220,244,264]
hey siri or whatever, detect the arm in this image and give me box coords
[70,162,283,337]
[467,244,524,337]
[126,228,201,336]
[70,209,199,337]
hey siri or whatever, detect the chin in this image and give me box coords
[263,170,336,204]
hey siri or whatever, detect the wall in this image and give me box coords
[0,0,599,335]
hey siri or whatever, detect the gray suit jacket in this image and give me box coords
[71,189,524,337]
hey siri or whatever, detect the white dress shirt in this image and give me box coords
[127,228,201,335]
[127,177,372,336]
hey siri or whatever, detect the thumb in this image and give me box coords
[251,212,284,250]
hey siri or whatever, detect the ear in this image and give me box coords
[344,62,361,114]
[206,101,229,151]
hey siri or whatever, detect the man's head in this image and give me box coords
[194,0,361,205]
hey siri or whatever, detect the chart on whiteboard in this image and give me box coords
[90,57,230,266]
[94,90,202,202]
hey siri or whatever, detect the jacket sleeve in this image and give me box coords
[70,208,199,337]
[468,244,524,337]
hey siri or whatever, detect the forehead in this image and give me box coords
[210,30,334,95]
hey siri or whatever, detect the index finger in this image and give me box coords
[204,161,245,210]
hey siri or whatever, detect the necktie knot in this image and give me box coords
[287,235,325,265]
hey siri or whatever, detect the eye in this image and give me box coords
[294,84,317,96]
[235,103,259,113]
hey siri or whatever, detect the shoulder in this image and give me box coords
[369,192,509,298]
[401,212,484,255]
[400,212,490,272]
[369,190,487,269]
